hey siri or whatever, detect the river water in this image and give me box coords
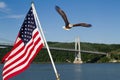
[0,63,120,80]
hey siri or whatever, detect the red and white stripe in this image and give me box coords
[2,28,44,80]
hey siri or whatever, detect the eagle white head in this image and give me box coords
[62,24,73,30]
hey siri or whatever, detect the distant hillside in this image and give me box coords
[1,42,120,63]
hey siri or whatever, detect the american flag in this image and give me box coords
[2,5,44,80]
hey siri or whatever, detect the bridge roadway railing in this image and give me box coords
[0,43,14,47]
[43,47,107,55]
[0,44,107,55]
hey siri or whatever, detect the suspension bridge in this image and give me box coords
[0,37,107,64]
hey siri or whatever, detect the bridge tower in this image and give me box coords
[73,37,83,64]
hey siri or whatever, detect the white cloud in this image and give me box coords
[0,2,7,9]
[0,2,23,19]
[6,14,24,19]
[0,14,24,19]
[0,2,10,13]
[0,2,24,19]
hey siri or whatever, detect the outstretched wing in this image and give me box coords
[55,6,69,26]
[73,23,92,27]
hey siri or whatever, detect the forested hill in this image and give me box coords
[1,42,120,63]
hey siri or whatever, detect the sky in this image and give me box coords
[0,0,120,44]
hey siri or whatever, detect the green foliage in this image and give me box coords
[97,57,110,63]
[0,47,12,61]
[1,42,120,63]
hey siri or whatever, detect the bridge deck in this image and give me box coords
[43,47,107,55]
[0,44,107,55]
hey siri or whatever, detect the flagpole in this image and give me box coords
[31,3,60,80]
